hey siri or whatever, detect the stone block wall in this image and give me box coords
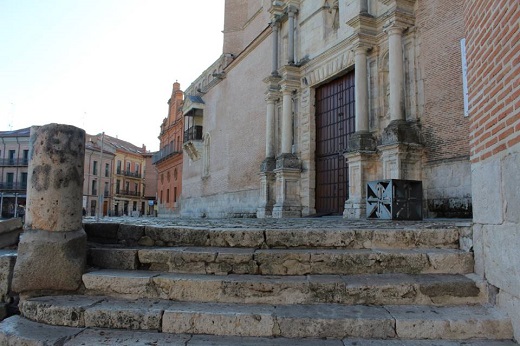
[464,0,519,339]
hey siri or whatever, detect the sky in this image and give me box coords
[0,0,225,151]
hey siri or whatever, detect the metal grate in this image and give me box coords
[366,179,423,220]
[315,71,355,214]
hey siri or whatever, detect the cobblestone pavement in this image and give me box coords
[82,215,472,229]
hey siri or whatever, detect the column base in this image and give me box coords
[12,229,86,293]
[382,120,422,145]
[272,205,302,218]
[257,158,276,218]
[272,155,302,218]
[347,132,377,152]
[343,198,367,219]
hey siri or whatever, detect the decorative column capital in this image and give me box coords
[384,23,406,36]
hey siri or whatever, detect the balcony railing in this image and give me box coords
[0,182,28,191]
[116,169,142,178]
[0,158,29,167]
[184,126,203,143]
[152,145,181,164]
[116,189,141,197]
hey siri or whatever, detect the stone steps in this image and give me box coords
[81,269,486,306]
[16,296,513,340]
[84,222,466,249]
[1,220,515,344]
[1,315,516,346]
[89,246,474,275]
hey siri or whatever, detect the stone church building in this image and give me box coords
[181,0,472,219]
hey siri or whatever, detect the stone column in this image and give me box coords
[273,66,301,218]
[258,76,281,218]
[387,25,405,122]
[271,21,280,76]
[355,45,369,133]
[13,124,86,293]
[281,86,293,154]
[360,0,369,14]
[287,6,296,65]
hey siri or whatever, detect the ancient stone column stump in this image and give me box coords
[12,124,86,293]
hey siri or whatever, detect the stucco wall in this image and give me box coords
[181,33,271,217]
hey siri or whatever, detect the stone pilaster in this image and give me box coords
[380,143,423,180]
[272,65,302,218]
[13,124,86,293]
[343,151,380,219]
[272,154,302,218]
[258,75,282,218]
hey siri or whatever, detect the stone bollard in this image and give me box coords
[12,124,86,293]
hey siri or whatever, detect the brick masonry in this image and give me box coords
[464,0,520,340]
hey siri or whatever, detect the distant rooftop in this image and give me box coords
[0,127,31,137]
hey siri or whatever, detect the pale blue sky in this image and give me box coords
[0,0,225,151]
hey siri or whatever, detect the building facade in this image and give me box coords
[464,0,519,338]
[154,82,184,217]
[105,135,149,217]
[180,0,472,218]
[83,133,116,217]
[0,128,30,219]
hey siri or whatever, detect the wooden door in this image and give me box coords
[315,71,356,214]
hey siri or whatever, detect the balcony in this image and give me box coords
[116,169,142,179]
[152,146,181,164]
[184,126,203,143]
[116,189,141,197]
[0,182,27,191]
[0,158,29,167]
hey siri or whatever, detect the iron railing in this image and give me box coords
[152,145,181,164]
[0,182,27,190]
[0,158,29,167]
[184,126,203,142]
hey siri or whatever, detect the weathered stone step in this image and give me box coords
[85,222,466,249]
[2,315,515,346]
[82,269,486,305]
[17,297,513,340]
[89,246,474,276]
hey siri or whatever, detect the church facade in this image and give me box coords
[181,0,471,219]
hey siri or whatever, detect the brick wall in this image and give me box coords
[464,0,519,163]
[416,0,470,162]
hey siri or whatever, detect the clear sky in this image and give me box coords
[0,0,225,151]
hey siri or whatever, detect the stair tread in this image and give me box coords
[3,315,515,346]
[81,269,485,306]
[88,246,474,276]
[18,298,514,340]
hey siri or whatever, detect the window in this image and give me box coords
[126,162,131,172]
[8,150,15,164]
[160,190,163,204]
[23,150,29,164]
[134,183,138,193]
[104,182,109,196]
[117,160,122,174]
[116,180,120,194]
[6,173,14,188]
[92,180,97,196]
[174,187,177,203]
[135,163,140,175]
[166,189,170,203]
[125,181,129,193]
[93,161,98,175]
[105,163,110,177]
[21,172,28,189]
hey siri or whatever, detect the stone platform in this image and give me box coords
[0,217,516,345]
